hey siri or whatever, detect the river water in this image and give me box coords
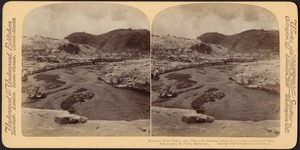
[22,65,150,121]
[152,64,280,121]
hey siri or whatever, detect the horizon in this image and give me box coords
[22,28,150,39]
[152,3,279,39]
[152,28,279,39]
[23,28,278,40]
[23,3,149,39]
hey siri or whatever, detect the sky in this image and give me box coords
[23,3,149,39]
[152,3,279,39]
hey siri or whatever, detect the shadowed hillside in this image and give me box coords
[198,29,279,55]
[65,29,150,54]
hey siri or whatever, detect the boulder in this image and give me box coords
[103,73,120,84]
[235,74,252,85]
[55,114,88,124]
[159,86,177,98]
[182,115,205,124]
[28,87,46,100]
[22,70,28,81]
[181,112,214,124]
[152,68,160,80]
[61,91,94,110]
[205,116,215,123]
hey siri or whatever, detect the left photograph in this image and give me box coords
[21,3,150,136]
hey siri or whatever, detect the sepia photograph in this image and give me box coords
[21,3,150,136]
[1,1,298,149]
[151,3,280,137]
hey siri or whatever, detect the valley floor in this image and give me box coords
[152,60,280,137]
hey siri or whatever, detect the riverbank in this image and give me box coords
[97,59,150,93]
[22,108,150,136]
[152,107,279,137]
[231,60,280,93]
[152,57,255,75]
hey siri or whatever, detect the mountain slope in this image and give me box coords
[152,34,201,50]
[22,35,97,62]
[151,34,229,62]
[197,29,279,54]
[65,29,150,54]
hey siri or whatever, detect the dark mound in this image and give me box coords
[63,32,94,45]
[197,32,227,44]
[65,29,150,54]
[198,29,279,54]
[61,90,95,111]
[191,88,225,110]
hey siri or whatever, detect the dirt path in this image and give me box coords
[152,64,280,121]
[22,65,150,121]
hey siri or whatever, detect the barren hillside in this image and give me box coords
[151,34,229,62]
[198,29,279,56]
[65,29,150,55]
[22,35,97,62]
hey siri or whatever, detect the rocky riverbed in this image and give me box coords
[22,59,150,136]
[97,59,150,92]
[231,60,280,93]
[152,60,280,137]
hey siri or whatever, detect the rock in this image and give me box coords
[22,70,28,81]
[182,115,205,124]
[61,91,94,110]
[191,89,225,109]
[235,74,250,84]
[137,127,147,132]
[55,114,88,124]
[181,113,208,124]
[159,86,177,98]
[102,73,120,84]
[159,89,168,98]
[152,68,160,80]
[28,87,46,100]
[205,116,215,123]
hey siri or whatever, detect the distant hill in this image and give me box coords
[65,29,150,54]
[197,29,279,54]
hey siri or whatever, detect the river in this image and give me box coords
[152,64,280,121]
[22,65,150,121]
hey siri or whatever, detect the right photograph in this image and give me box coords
[151,3,280,137]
